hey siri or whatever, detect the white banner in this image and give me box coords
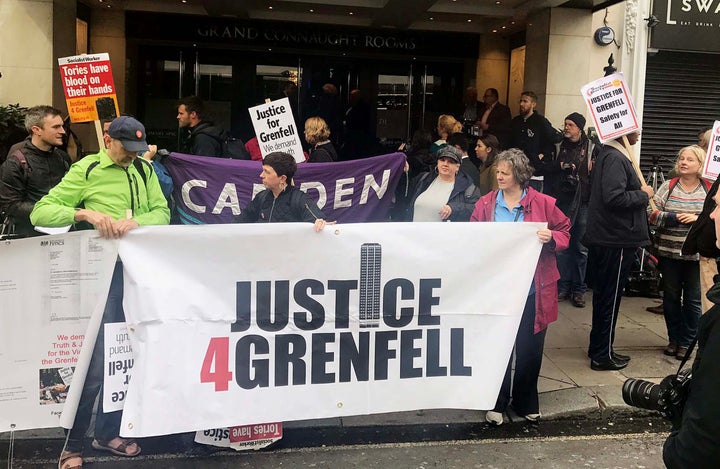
[117,222,543,437]
[0,232,118,432]
[102,322,133,413]
[702,120,720,181]
[249,97,304,162]
[581,73,640,143]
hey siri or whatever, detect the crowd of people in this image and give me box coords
[2,91,719,467]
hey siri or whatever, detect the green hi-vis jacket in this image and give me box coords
[30,149,170,228]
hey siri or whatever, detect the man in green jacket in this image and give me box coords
[31,116,169,469]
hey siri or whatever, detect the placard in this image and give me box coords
[194,423,283,451]
[58,53,120,123]
[580,73,640,143]
[701,120,720,181]
[102,322,134,413]
[248,97,304,162]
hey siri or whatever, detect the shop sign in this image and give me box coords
[651,0,720,52]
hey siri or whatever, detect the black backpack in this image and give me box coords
[218,130,252,160]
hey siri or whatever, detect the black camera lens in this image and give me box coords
[622,378,665,411]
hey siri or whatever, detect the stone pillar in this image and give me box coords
[0,0,56,105]
[90,9,126,110]
[525,8,594,129]
[476,35,510,105]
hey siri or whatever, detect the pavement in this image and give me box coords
[2,293,678,457]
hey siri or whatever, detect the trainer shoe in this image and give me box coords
[485,411,504,425]
[571,293,586,308]
[590,358,628,371]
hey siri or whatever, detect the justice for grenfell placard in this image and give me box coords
[117,222,543,437]
[581,73,640,143]
[249,97,304,162]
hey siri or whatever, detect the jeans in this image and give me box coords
[659,257,702,348]
[66,262,125,453]
[557,204,588,295]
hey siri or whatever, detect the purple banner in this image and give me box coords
[164,152,406,224]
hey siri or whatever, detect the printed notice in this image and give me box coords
[0,232,118,432]
[580,73,640,143]
[249,97,304,162]
[58,53,120,123]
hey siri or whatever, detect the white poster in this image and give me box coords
[118,222,543,437]
[102,322,133,413]
[0,232,118,432]
[702,120,720,181]
[249,97,304,162]
[581,73,641,143]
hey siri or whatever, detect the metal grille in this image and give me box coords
[641,51,720,178]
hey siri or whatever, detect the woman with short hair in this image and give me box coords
[304,116,338,163]
[471,148,570,425]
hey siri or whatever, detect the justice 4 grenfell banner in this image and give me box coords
[164,152,406,225]
[0,232,118,432]
[117,222,544,438]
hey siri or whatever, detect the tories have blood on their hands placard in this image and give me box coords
[58,53,120,123]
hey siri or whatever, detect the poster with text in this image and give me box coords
[249,97,304,162]
[118,222,543,437]
[0,232,118,432]
[702,121,720,181]
[58,53,120,123]
[581,73,640,143]
[102,322,134,413]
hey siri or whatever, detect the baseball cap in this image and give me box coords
[107,116,149,152]
[437,146,462,164]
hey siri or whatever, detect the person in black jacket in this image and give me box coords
[663,189,720,467]
[583,131,654,370]
[402,146,481,222]
[236,152,328,230]
[0,105,71,237]
[508,91,558,192]
[177,96,224,157]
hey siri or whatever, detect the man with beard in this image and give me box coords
[0,106,71,237]
[508,91,558,192]
[547,113,595,308]
[177,96,224,157]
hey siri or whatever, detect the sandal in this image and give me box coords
[91,437,141,457]
[58,451,82,469]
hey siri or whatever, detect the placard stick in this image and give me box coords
[622,135,657,211]
[93,120,104,151]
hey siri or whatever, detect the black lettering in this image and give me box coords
[274,334,306,386]
[235,335,269,389]
[374,331,398,380]
[399,329,423,378]
[293,279,325,330]
[418,278,441,326]
[450,328,471,376]
[328,280,358,328]
[311,333,335,384]
[382,278,414,328]
[257,281,289,332]
[425,329,447,376]
[231,281,251,332]
[339,332,369,382]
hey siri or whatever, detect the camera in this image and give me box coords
[622,370,691,421]
[561,162,574,172]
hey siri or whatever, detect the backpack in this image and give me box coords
[85,157,153,187]
[194,126,251,160]
[667,177,712,196]
[219,130,252,160]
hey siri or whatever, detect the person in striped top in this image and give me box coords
[648,145,710,361]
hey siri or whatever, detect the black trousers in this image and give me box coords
[493,294,547,416]
[587,246,635,362]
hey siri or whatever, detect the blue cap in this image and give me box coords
[107,116,149,152]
